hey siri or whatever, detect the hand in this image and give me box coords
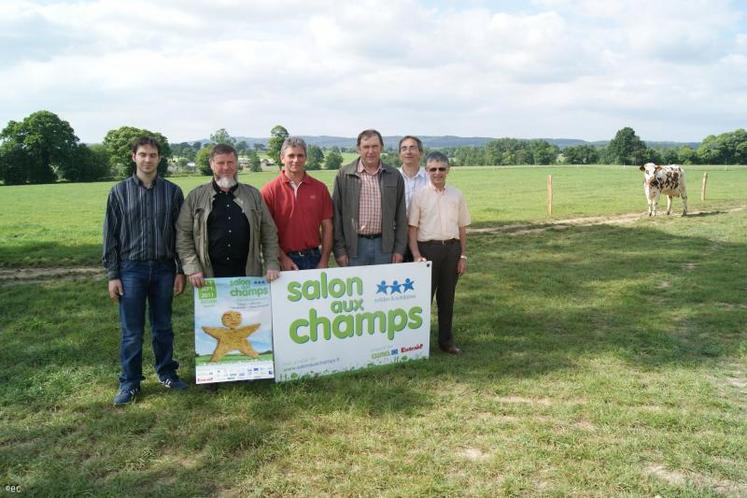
[173,274,186,295]
[335,254,349,267]
[279,254,299,271]
[391,252,403,263]
[413,254,426,262]
[457,258,467,276]
[265,269,280,282]
[108,279,123,302]
[316,258,329,269]
[189,271,205,288]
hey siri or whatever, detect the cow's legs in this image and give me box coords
[666,195,673,215]
[681,193,688,216]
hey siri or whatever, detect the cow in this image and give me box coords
[639,162,688,216]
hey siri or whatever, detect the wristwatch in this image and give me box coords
[459,255,467,260]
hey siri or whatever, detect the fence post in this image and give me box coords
[701,172,708,202]
[547,175,553,216]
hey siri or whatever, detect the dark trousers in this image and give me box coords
[118,260,179,390]
[418,239,461,347]
[287,247,321,270]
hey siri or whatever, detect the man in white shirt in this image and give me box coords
[408,151,470,355]
[398,135,428,262]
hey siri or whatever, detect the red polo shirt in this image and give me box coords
[261,171,333,253]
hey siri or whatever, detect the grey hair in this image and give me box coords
[425,151,449,165]
[281,136,307,157]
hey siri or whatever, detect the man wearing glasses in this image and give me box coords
[398,135,428,262]
[407,152,471,355]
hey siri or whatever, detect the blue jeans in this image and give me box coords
[349,235,391,266]
[118,260,179,390]
[287,247,321,270]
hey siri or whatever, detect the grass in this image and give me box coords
[1,165,745,267]
[1,166,746,496]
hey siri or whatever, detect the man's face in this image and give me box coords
[358,135,382,169]
[399,138,421,168]
[210,152,238,179]
[426,160,449,189]
[281,146,306,176]
[132,144,159,176]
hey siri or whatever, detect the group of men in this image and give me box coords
[102,130,471,405]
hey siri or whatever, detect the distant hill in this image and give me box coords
[192,136,699,150]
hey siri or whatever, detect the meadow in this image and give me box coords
[1,165,746,496]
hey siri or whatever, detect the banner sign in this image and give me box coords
[193,277,274,384]
[270,262,431,382]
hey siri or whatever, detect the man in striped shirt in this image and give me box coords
[103,137,188,405]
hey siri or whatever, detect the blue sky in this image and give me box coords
[1,0,745,143]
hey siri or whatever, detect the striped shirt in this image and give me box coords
[102,175,184,279]
[357,160,382,235]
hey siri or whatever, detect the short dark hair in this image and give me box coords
[356,129,384,147]
[210,143,238,160]
[425,151,449,165]
[398,135,423,152]
[131,136,160,155]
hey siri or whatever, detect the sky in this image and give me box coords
[1,0,746,144]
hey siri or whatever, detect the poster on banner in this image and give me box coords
[193,277,274,384]
[270,262,431,382]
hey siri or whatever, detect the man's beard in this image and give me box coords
[215,175,237,190]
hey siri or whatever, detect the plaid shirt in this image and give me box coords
[357,160,382,235]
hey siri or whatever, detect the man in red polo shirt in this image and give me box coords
[261,136,333,270]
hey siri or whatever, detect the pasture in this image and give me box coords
[1,165,746,497]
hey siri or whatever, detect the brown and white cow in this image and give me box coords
[639,162,688,216]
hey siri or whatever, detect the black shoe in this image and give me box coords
[159,376,188,391]
[113,387,140,405]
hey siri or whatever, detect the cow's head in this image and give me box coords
[639,162,659,179]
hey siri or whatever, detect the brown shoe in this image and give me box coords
[439,344,463,355]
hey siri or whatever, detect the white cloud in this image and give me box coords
[0,0,745,142]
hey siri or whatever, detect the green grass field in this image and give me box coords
[1,165,746,496]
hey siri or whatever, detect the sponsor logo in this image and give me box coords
[400,343,423,353]
[376,277,416,295]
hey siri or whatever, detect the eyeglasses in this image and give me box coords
[428,167,447,172]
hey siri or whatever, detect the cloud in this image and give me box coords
[0,0,745,142]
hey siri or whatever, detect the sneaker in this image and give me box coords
[159,376,188,391]
[113,387,139,405]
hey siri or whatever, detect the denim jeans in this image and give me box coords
[287,248,321,270]
[118,260,179,390]
[349,235,392,266]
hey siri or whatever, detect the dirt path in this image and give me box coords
[1,207,743,285]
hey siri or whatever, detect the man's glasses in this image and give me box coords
[428,167,447,172]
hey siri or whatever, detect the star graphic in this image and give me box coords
[201,310,262,362]
[403,278,415,292]
[376,280,389,294]
[390,280,402,293]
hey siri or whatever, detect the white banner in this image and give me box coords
[193,277,274,384]
[270,262,431,382]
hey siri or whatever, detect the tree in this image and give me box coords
[267,125,289,165]
[102,126,172,178]
[306,145,325,170]
[0,142,32,185]
[63,143,111,182]
[210,128,236,146]
[0,110,79,184]
[607,127,647,165]
[562,145,599,164]
[195,146,213,175]
[247,149,262,172]
[324,148,343,170]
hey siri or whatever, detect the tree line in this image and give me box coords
[446,127,747,167]
[1,110,746,185]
